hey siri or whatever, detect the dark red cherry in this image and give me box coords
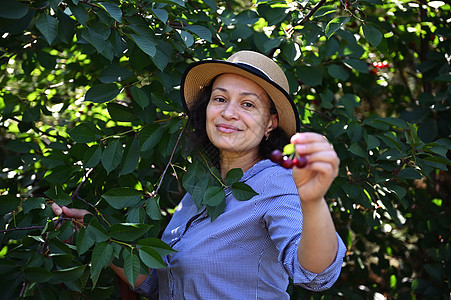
[270,149,283,163]
[293,156,307,168]
[280,156,293,169]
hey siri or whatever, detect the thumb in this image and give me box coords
[51,203,63,216]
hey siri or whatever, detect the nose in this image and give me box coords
[221,101,239,120]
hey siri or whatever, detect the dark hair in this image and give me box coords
[186,79,290,168]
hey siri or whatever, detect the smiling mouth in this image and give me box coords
[216,124,242,134]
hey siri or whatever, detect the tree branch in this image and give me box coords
[297,0,327,26]
[154,121,188,195]
[0,225,45,233]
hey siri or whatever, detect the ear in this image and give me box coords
[265,114,279,138]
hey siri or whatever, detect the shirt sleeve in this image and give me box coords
[261,167,346,291]
[130,269,159,299]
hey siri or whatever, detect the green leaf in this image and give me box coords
[146,196,162,220]
[328,64,349,81]
[137,238,176,257]
[362,24,383,47]
[85,83,121,103]
[99,2,122,23]
[206,200,227,221]
[83,146,102,168]
[91,241,113,275]
[224,168,243,186]
[339,94,361,117]
[101,140,123,174]
[313,6,336,18]
[52,266,86,284]
[231,182,258,201]
[57,10,75,44]
[110,223,151,241]
[76,227,95,255]
[0,0,28,19]
[325,17,350,38]
[348,143,367,158]
[130,86,149,109]
[139,125,164,152]
[22,197,45,214]
[204,186,225,207]
[119,138,140,176]
[102,187,142,209]
[68,2,89,26]
[6,140,39,153]
[138,246,166,269]
[24,267,54,283]
[179,30,194,48]
[100,65,134,83]
[184,25,212,42]
[366,135,380,149]
[36,13,59,45]
[297,66,323,86]
[182,162,209,209]
[124,252,140,287]
[0,195,20,215]
[130,34,156,58]
[44,187,72,206]
[107,102,137,122]
[397,167,423,180]
[152,8,168,23]
[343,59,369,74]
[86,217,109,242]
[69,123,97,143]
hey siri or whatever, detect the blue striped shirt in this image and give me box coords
[134,159,346,299]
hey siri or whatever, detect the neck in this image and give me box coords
[219,150,261,179]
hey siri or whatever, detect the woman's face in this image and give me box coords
[206,73,277,157]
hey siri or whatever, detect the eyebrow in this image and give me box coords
[212,87,263,101]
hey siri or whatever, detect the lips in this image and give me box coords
[216,123,242,134]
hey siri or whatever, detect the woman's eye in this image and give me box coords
[243,102,254,108]
[213,96,225,102]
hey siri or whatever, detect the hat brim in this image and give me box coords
[181,60,300,136]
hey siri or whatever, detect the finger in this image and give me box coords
[303,151,340,176]
[61,206,90,220]
[52,203,63,216]
[295,142,334,156]
[291,132,329,144]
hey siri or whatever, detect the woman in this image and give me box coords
[53,50,346,299]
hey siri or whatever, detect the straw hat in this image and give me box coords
[180,50,300,136]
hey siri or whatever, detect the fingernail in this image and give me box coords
[56,208,62,215]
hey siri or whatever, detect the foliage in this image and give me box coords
[0,0,450,299]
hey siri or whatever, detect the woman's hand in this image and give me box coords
[52,203,91,224]
[290,132,340,203]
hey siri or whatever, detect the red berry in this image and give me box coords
[281,156,293,169]
[270,149,283,163]
[294,156,307,168]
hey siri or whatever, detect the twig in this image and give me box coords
[0,225,45,233]
[154,122,188,195]
[297,0,327,26]
[71,168,93,200]
[77,196,110,226]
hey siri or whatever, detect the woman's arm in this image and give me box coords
[290,133,340,273]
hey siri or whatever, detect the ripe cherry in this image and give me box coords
[281,156,293,169]
[270,149,283,163]
[293,156,307,168]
